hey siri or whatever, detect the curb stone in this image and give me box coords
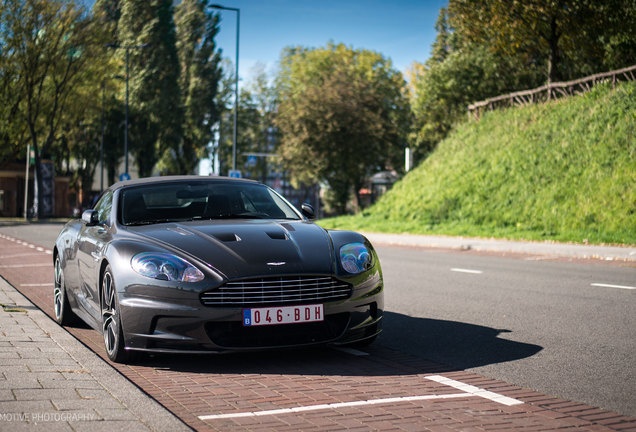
[361,231,636,262]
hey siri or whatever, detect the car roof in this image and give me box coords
[110,175,259,191]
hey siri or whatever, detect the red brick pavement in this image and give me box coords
[1,234,635,432]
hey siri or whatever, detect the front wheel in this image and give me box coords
[101,266,128,363]
[53,256,78,326]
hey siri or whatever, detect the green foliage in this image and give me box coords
[118,0,182,177]
[216,63,278,181]
[410,45,533,158]
[320,82,636,245]
[448,0,636,83]
[408,0,635,163]
[275,43,410,214]
[1,0,108,214]
[164,0,222,175]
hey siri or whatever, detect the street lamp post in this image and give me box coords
[210,4,239,173]
[106,43,149,179]
[100,80,105,192]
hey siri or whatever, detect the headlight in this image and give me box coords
[339,243,373,274]
[131,252,204,282]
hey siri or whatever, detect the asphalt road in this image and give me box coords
[1,222,634,417]
[375,245,636,417]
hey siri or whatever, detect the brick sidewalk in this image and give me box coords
[1,233,635,431]
[0,274,188,430]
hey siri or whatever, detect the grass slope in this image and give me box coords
[321,82,636,245]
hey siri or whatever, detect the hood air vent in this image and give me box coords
[213,233,241,242]
[266,231,288,240]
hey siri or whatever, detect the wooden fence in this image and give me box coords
[468,64,636,119]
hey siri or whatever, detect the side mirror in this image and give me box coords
[82,209,99,226]
[301,203,315,219]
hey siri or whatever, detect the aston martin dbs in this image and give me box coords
[53,176,383,363]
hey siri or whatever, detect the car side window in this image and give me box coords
[93,191,113,225]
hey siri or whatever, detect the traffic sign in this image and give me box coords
[119,173,131,181]
[228,170,241,178]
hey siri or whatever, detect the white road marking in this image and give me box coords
[333,347,369,356]
[451,268,483,274]
[0,253,47,259]
[591,283,636,291]
[198,375,523,421]
[425,375,523,406]
[20,283,54,287]
[0,263,51,268]
[199,393,474,420]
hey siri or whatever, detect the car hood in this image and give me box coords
[126,220,335,280]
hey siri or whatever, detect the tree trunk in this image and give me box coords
[546,15,561,84]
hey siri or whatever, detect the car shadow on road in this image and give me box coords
[130,311,542,376]
[379,311,543,370]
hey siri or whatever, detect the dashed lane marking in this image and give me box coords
[591,283,636,290]
[198,375,523,421]
[0,253,48,259]
[451,268,483,274]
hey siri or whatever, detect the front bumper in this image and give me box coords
[118,273,383,353]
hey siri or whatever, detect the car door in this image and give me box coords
[77,191,114,323]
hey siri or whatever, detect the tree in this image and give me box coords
[448,0,635,83]
[276,43,409,214]
[216,64,278,182]
[0,3,28,166]
[214,59,236,176]
[238,64,278,183]
[117,0,182,177]
[409,45,538,158]
[1,0,102,217]
[169,0,222,175]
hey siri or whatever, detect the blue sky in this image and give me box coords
[212,0,448,82]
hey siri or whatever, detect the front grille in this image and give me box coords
[200,276,352,307]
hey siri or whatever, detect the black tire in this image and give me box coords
[101,266,129,363]
[53,256,78,326]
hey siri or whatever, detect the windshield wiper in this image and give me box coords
[125,218,180,226]
[187,212,269,221]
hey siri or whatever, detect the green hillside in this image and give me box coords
[320,82,636,245]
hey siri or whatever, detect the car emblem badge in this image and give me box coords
[267,262,286,266]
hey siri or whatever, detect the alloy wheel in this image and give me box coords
[101,271,118,356]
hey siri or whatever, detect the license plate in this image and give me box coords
[243,304,324,326]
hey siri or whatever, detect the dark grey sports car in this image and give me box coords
[53,176,383,363]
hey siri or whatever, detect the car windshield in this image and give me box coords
[119,181,301,226]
